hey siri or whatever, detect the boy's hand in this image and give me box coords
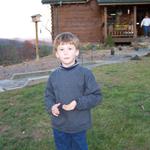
[62,100,77,111]
[51,103,61,116]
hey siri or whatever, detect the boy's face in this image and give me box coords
[56,43,79,68]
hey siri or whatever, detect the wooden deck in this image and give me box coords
[113,37,134,43]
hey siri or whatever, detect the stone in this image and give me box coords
[144,52,150,57]
[130,55,141,60]
[110,48,115,55]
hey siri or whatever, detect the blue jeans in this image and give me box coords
[53,129,88,150]
[143,26,149,36]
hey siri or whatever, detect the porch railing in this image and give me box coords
[108,24,134,38]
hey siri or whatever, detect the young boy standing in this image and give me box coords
[45,32,102,150]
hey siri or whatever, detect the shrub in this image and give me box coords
[80,43,105,51]
[0,39,52,65]
[39,45,52,57]
[105,35,115,47]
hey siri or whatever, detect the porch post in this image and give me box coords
[133,6,137,38]
[104,7,107,40]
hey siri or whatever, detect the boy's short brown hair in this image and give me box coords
[53,32,80,52]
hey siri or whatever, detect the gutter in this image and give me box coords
[42,0,89,5]
[98,2,150,5]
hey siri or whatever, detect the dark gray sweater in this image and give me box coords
[45,63,102,133]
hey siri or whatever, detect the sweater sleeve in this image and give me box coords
[44,75,56,115]
[76,70,102,110]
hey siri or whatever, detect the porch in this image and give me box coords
[103,5,137,42]
[109,24,134,42]
[101,3,150,42]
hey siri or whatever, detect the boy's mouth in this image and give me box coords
[64,57,70,59]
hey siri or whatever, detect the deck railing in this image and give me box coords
[112,30,134,37]
[108,24,134,38]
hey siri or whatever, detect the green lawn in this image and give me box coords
[0,57,150,150]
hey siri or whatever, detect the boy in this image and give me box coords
[45,32,102,150]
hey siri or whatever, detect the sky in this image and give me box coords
[0,0,51,41]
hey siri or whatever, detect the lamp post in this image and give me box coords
[31,14,41,61]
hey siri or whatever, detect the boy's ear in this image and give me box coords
[76,49,79,56]
[55,51,59,58]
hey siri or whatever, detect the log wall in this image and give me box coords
[51,0,103,42]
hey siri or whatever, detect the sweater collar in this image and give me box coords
[60,60,79,70]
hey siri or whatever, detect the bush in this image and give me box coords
[39,45,53,57]
[0,39,52,66]
[0,45,21,65]
[80,43,105,51]
[105,35,115,47]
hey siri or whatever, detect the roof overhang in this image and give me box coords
[97,0,150,5]
[42,0,89,5]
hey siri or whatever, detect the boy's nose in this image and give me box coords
[63,49,68,55]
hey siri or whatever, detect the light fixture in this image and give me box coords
[110,13,116,16]
[127,9,130,14]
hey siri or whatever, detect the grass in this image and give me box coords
[0,57,150,150]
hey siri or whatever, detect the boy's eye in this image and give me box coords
[68,48,72,50]
[60,48,64,51]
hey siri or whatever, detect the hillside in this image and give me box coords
[0,38,52,66]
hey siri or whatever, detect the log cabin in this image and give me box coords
[41,0,150,43]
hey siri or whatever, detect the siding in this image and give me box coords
[52,0,103,42]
